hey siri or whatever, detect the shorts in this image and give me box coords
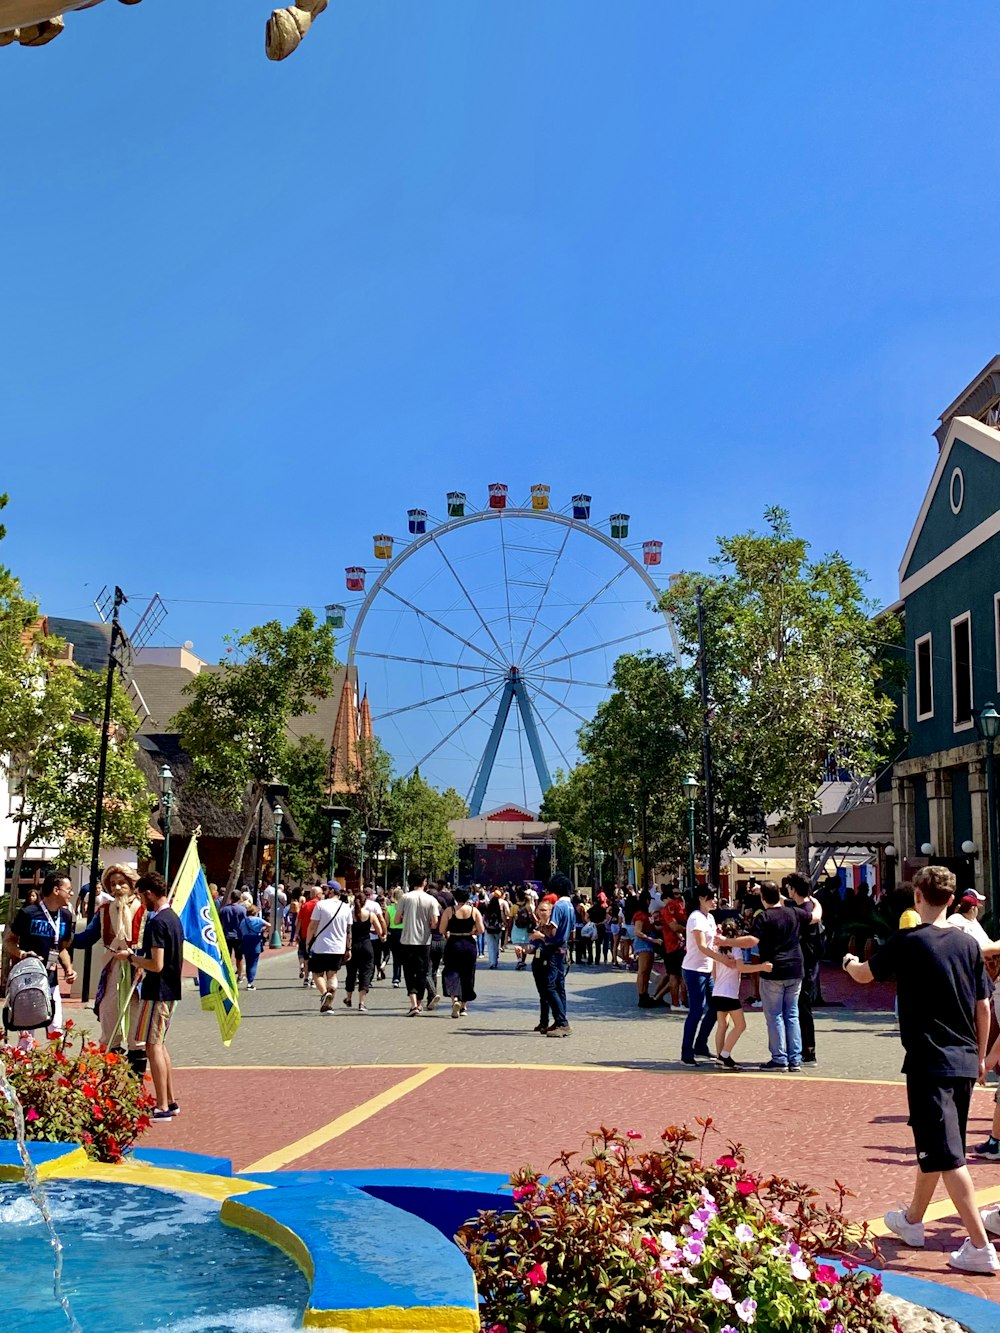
[225,937,243,963]
[905,1073,974,1174]
[309,952,345,975]
[711,996,742,1013]
[136,1000,176,1046]
[297,936,309,959]
[663,950,683,975]
[633,939,654,955]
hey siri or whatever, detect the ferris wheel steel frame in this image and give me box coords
[346,506,678,816]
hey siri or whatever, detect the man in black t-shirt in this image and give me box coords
[844,864,998,1275]
[784,874,823,1064]
[5,871,77,1037]
[117,871,184,1119]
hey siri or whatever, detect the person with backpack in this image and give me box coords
[239,904,267,989]
[5,870,76,1039]
[510,889,536,970]
[483,888,508,969]
[784,873,823,1064]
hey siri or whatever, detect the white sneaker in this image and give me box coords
[948,1238,1000,1274]
[982,1208,1000,1238]
[884,1206,924,1248]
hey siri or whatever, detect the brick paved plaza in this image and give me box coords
[143,949,1000,1307]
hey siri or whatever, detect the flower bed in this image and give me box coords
[459,1120,896,1333]
[0,1022,153,1163]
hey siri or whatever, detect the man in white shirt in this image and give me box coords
[946,891,1000,956]
[305,883,352,1014]
[397,869,440,1016]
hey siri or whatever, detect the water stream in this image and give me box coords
[0,1055,83,1333]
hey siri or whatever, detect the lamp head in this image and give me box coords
[159,763,173,797]
[681,774,699,800]
[977,702,1000,742]
[920,842,933,857]
[273,805,283,829]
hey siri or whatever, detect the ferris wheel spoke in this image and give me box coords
[374,679,500,722]
[498,513,517,661]
[529,682,591,726]
[530,624,666,673]
[520,565,631,669]
[431,534,510,663]
[404,682,505,778]
[381,587,502,665]
[356,649,504,676]
[536,708,575,774]
[513,521,572,665]
[526,675,610,689]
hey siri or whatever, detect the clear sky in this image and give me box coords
[4,2,1000,804]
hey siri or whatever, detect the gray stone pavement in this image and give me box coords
[161,948,910,1083]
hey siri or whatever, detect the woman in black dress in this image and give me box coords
[439,887,485,1018]
[343,889,385,1013]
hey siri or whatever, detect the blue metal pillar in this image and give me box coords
[469,679,515,816]
[513,678,552,797]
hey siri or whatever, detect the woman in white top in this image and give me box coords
[701,916,772,1069]
[681,886,719,1064]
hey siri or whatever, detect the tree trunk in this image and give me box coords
[225,785,264,896]
[796,820,810,875]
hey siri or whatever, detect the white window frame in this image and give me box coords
[915,632,934,722]
[951,611,974,732]
[994,592,1000,694]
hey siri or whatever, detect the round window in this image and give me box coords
[950,466,965,514]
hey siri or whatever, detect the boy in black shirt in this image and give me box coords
[844,864,998,1274]
[116,872,184,1120]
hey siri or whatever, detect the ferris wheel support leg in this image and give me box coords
[513,680,552,799]
[468,680,516,817]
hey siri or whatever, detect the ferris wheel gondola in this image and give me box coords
[340,484,677,814]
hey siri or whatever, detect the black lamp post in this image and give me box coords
[681,773,699,891]
[269,805,283,948]
[976,703,1000,921]
[159,763,174,884]
[358,830,368,885]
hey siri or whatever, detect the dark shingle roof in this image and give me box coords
[48,617,112,672]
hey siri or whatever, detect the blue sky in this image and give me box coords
[4,2,1000,803]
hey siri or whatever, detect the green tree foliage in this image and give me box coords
[388,770,468,880]
[172,610,336,893]
[280,733,331,881]
[0,495,152,919]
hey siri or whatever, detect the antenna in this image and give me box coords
[131,594,167,650]
[92,589,168,679]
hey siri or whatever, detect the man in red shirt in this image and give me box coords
[296,887,321,986]
[653,882,687,1009]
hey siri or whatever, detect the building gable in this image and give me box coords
[486,804,536,822]
[900,416,1000,596]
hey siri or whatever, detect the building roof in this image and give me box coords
[936,355,1000,448]
[449,816,559,844]
[48,617,112,672]
[329,671,361,790]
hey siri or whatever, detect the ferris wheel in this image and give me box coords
[330,484,677,815]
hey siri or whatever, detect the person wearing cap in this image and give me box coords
[945,890,1000,957]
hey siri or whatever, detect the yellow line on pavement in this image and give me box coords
[239,1065,446,1174]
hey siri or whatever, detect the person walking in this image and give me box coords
[218,888,247,985]
[784,873,824,1064]
[5,870,77,1040]
[540,874,575,1037]
[239,904,267,988]
[118,872,183,1120]
[397,869,440,1016]
[92,864,144,1051]
[439,887,484,1017]
[343,888,385,1012]
[632,890,660,1009]
[510,889,536,970]
[844,865,999,1274]
[428,881,454,999]
[386,887,405,987]
[680,886,719,1065]
[305,884,352,1014]
[296,887,320,986]
[483,888,507,968]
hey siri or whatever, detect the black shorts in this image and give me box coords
[664,950,683,975]
[225,937,243,963]
[309,952,345,975]
[905,1073,974,1174]
[711,996,742,1013]
[298,937,309,959]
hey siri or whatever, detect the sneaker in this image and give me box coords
[407,1006,421,1017]
[459,1005,467,1015]
[301,978,310,988]
[978,1140,1000,1161]
[534,1022,549,1033]
[342,996,352,1007]
[637,994,655,1008]
[693,1048,713,1059]
[451,998,461,1018]
[546,1025,571,1038]
[981,1207,1000,1237]
[392,979,401,989]
[320,992,335,1013]
[948,1238,1000,1273]
[152,1108,174,1120]
[788,1063,802,1073]
[168,1101,180,1115]
[884,1206,924,1248]
[426,994,441,1011]
[719,1055,740,1070]
[247,983,256,991]
[681,1057,699,1067]
[801,1050,817,1064]
[759,1060,788,1072]
[358,1003,368,1013]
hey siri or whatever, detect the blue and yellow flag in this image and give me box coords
[168,835,241,1046]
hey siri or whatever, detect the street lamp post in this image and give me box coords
[328,819,342,882]
[269,806,283,949]
[159,763,174,885]
[596,849,605,889]
[976,702,1000,921]
[359,830,368,886]
[681,774,699,892]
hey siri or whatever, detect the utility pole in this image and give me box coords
[81,586,125,1003]
[696,586,718,885]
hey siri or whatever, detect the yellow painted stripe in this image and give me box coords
[303,1306,477,1330]
[867,1182,1000,1236]
[47,1157,268,1202]
[0,1146,89,1181]
[241,1065,446,1174]
[221,1197,314,1280]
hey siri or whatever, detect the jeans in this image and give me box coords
[245,945,263,985]
[681,969,715,1060]
[545,949,568,1028]
[401,943,433,1003]
[760,977,803,1067]
[486,931,502,967]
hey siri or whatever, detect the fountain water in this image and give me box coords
[0,1055,82,1333]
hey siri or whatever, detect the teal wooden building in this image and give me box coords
[893,358,1000,897]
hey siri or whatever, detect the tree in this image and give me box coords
[173,610,337,894]
[388,770,468,880]
[0,496,152,920]
[281,733,331,881]
[665,506,899,878]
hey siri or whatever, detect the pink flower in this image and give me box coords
[790,1257,810,1281]
[815,1264,839,1285]
[711,1277,733,1301]
[716,1154,739,1169]
[819,1297,831,1312]
[721,1326,739,1333]
[25,1108,39,1122]
[834,1325,845,1333]
[511,1186,534,1202]
[735,1297,757,1324]
[486,1326,508,1333]
[734,1223,754,1243]
[525,1262,547,1288]
[631,1180,653,1195]
[736,1179,756,1196]
[681,1238,704,1263]
[626,1128,643,1139]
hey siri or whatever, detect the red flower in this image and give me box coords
[81,1083,98,1100]
[815,1264,839,1285]
[631,1181,653,1195]
[82,1133,93,1144]
[640,1235,659,1255]
[25,1108,39,1122]
[716,1155,739,1169]
[104,1052,119,1065]
[63,1018,74,1029]
[525,1263,547,1287]
[869,1273,882,1294]
[626,1129,643,1140]
[736,1179,756,1196]
[512,1186,534,1203]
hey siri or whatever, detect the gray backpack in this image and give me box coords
[3,956,54,1031]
